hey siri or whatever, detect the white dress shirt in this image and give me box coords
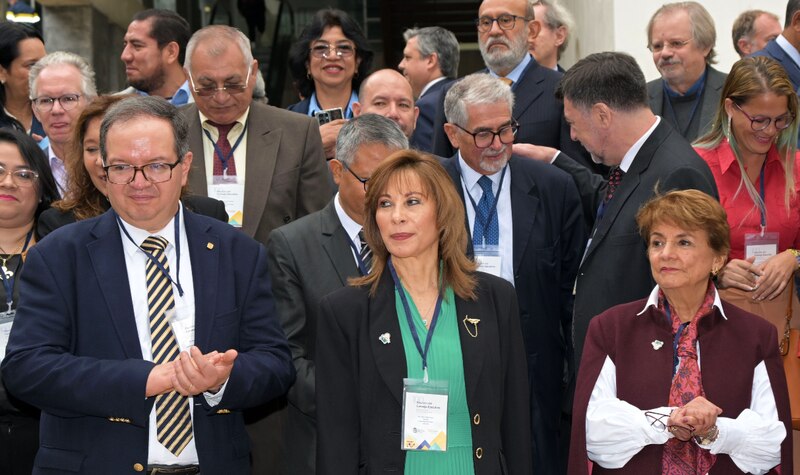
[334,191,366,268]
[457,153,514,285]
[118,204,225,465]
[586,285,785,474]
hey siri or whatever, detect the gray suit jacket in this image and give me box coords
[182,102,331,244]
[266,200,360,475]
[646,65,727,143]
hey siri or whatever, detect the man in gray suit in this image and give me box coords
[180,25,330,244]
[179,24,330,474]
[645,1,727,142]
[266,114,408,475]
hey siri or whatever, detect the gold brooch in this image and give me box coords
[463,315,480,338]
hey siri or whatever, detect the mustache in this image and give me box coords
[485,38,510,49]
[658,59,681,68]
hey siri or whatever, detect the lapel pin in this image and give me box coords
[206,242,214,250]
[463,315,480,338]
[652,340,664,350]
[379,333,391,345]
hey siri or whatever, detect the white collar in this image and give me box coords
[619,116,660,173]
[334,192,363,243]
[636,284,727,320]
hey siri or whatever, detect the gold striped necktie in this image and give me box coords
[142,235,193,456]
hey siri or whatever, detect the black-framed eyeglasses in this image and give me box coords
[453,121,518,148]
[342,162,369,191]
[644,411,695,440]
[309,42,356,59]
[31,94,82,112]
[103,160,182,185]
[475,14,530,33]
[647,39,691,53]
[189,68,251,98]
[733,102,794,131]
[0,165,38,186]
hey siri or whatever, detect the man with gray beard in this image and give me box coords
[440,73,584,475]
[645,2,726,142]
[430,0,601,175]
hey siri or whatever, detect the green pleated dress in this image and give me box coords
[395,285,475,475]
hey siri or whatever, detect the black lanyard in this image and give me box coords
[115,207,185,297]
[388,258,443,383]
[456,160,507,244]
[0,229,33,313]
[202,121,248,173]
[346,234,369,276]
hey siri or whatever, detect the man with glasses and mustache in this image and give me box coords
[430,0,600,176]
[441,73,584,475]
[179,25,330,474]
[29,51,97,196]
[646,1,727,142]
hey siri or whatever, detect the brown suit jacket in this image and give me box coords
[182,101,331,243]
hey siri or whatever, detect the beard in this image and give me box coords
[479,31,529,75]
[128,64,167,94]
[478,145,511,173]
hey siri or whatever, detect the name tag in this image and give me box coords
[208,183,245,227]
[167,304,195,351]
[745,232,779,265]
[0,311,15,363]
[474,245,501,278]
[402,378,448,451]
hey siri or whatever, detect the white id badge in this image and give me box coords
[0,311,14,363]
[401,378,449,451]
[473,245,501,278]
[745,232,779,265]
[167,304,195,351]
[208,183,245,228]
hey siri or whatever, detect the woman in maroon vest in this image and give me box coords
[569,189,792,474]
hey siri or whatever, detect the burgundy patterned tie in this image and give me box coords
[208,122,236,177]
[604,167,624,202]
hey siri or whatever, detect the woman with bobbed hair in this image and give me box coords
[316,150,531,474]
[286,8,373,159]
[0,22,46,137]
[570,189,791,475]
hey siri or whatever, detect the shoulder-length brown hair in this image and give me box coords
[351,150,477,300]
[52,94,130,220]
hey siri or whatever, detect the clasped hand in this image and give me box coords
[717,250,796,301]
[146,346,238,397]
[668,396,722,442]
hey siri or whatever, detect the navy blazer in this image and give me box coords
[410,78,455,153]
[2,209,295,474]
[752,39,800,91]
[442,155,584,475]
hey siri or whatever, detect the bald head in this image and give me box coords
[353,69,419,138]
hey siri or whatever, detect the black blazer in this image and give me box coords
[36,195,228,239]
[554,119,719,365]
[316,270,532,475]
[410,78,455,153]
[442,154,584,475]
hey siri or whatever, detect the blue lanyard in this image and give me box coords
[457,161,507,244]
[665,304,689,377]
[0,229,33,312]
[757,160,767,230]
[388,258,443,383]
[346,234,369,276]
[202,121,248,173]
[115,207,185,297]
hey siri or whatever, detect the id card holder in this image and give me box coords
[401,378,449,451]
[745,232,779,265]
[0,310,15,363]
[473,244,501,278]
[208,182,245,228]
[166,304,195,351]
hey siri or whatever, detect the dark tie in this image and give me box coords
[358,229,372,273]
[604,167,625,203]
[141,236,193,456]
[473,176,499,246]
[208,121,236,176]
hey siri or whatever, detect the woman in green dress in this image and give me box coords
[316,150,532,474]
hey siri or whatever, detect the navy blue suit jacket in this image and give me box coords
[2,209,295,474]
[410,78,455,153]
[752,39,800,91]
[442,154,584,475]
